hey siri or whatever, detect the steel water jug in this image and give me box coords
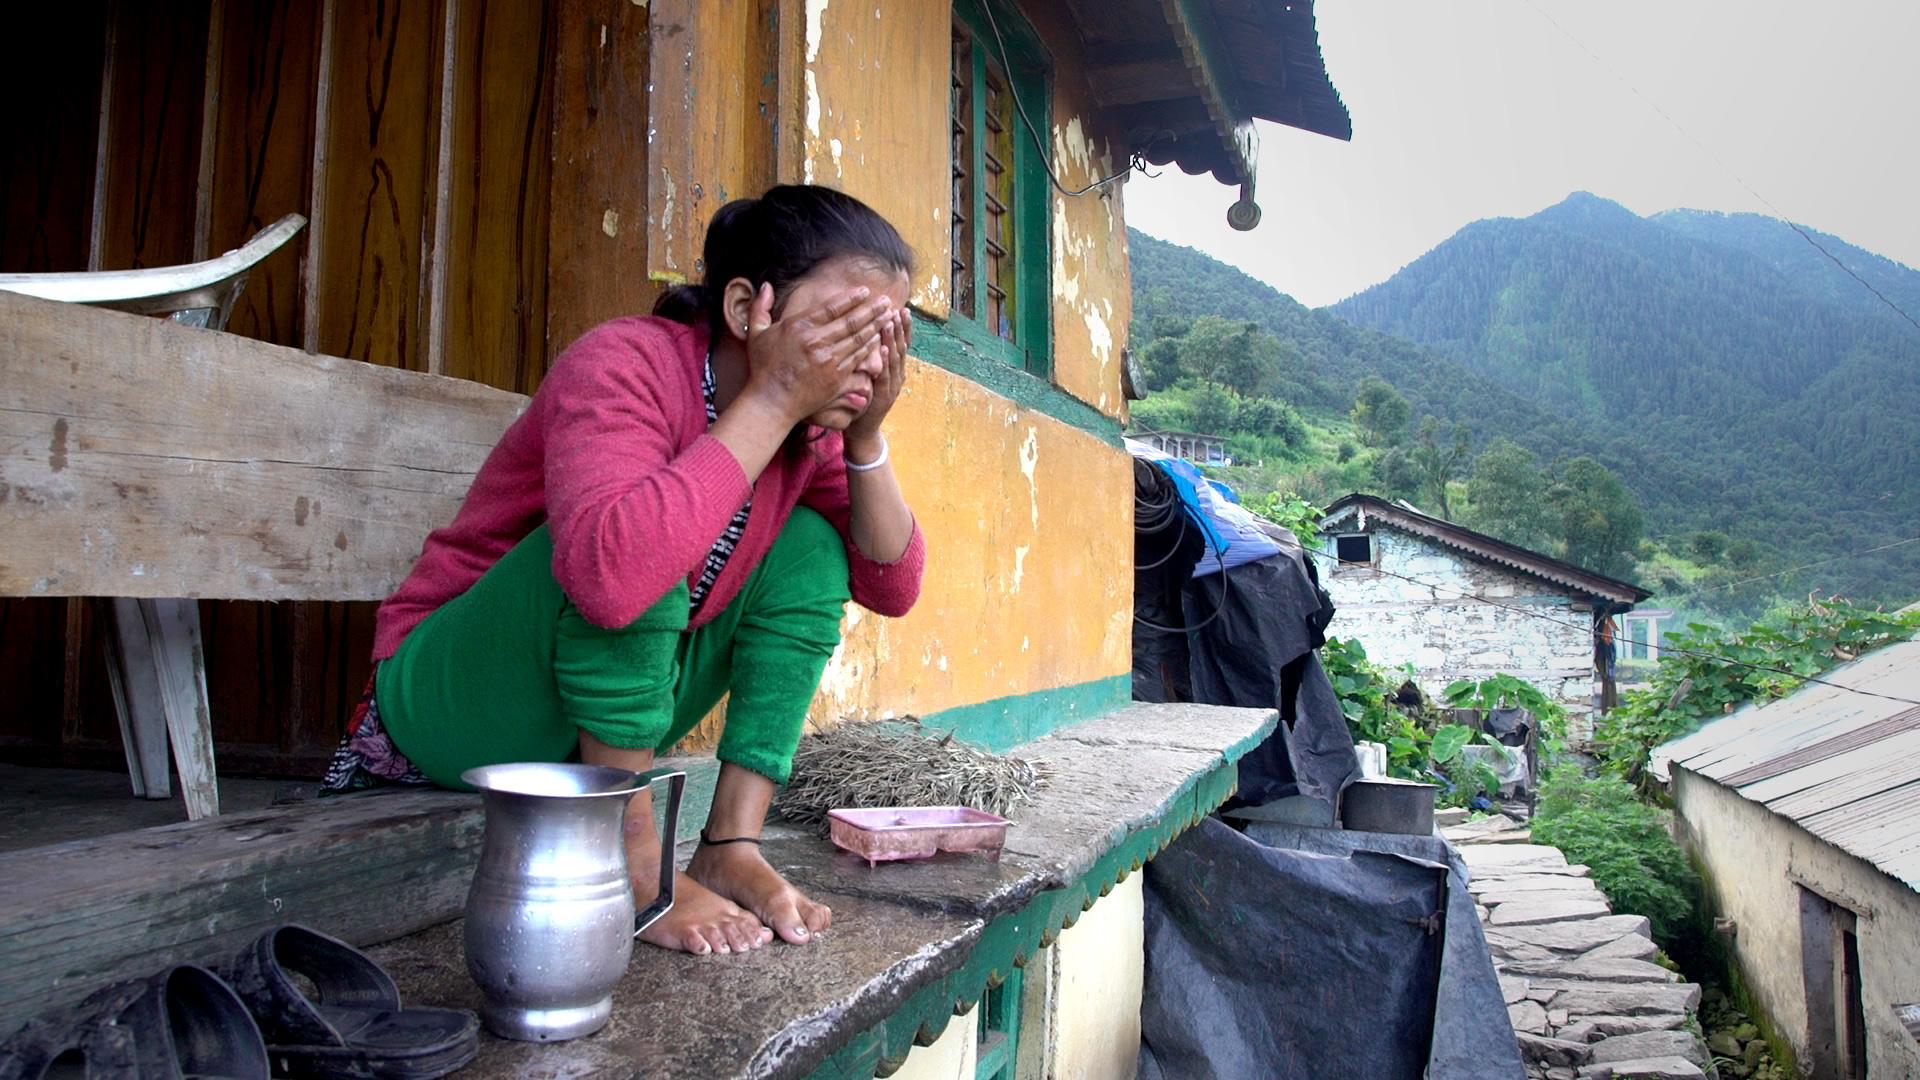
[460,762,686,1041]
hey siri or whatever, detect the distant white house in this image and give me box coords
[1653,639,1920,1079]
[1316,494,1650,730]
[1133,430,1231,466]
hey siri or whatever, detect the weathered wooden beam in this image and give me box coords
[0,789,485,1031]
[0,291,527,601]
[0,757,721,1031]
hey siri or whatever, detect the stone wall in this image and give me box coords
[1321,529,1597,717]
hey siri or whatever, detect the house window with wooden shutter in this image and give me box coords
[947,0,1049,374]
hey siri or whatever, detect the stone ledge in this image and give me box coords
[380,702,1277,1080]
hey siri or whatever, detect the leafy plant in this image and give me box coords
[1428,724,1475,764]
[1595,597,1920,782]
[1243,490,1324,546]
[1532,768,1703,948]
[1323,638,1549,806]
[1443,672,1569,752]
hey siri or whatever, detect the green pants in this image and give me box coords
[376,508,851,788]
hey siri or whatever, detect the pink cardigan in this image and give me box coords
[372,316,925,661]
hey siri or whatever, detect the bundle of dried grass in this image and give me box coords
[774,719,1053,831]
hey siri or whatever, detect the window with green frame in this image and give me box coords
[973,967,1023,1080]
[948,0,1050,375]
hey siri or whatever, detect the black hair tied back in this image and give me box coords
[651,185,915,333]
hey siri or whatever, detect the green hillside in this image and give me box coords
[1127,196,1920,618]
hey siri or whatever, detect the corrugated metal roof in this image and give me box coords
[1651,638,1920,893]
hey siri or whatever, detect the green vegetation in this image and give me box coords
[1318,636,1518,809]
[1595,598,1920,783]
[1128,191,1920,623]
[1532,770,1703,948]
[1329,192,1920,620]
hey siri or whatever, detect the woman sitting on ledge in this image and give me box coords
[324,185,925,956]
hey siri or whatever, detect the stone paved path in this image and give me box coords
[1447,815,1713,1080]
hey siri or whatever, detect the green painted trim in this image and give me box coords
[805,756,1246,1080]
[912,319,1123,445]
[914,674,1132,752]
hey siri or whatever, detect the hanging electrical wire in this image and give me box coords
[1690,536,1920,594]
[978,0,1154,197]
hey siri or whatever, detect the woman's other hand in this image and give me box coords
[743,283,892,426]
[844,308,908,459]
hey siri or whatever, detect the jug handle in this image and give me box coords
[633,768,687,937]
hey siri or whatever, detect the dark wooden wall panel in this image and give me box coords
[0,3,107,273]
[208,0,322,347]
[96,0,212,271]
[0,5,110,754]
[1,0,679,779]
[545,0,653,353]
[437,0,555,395]
[310,0,443,370]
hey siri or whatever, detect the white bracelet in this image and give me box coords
[845,435,890,472]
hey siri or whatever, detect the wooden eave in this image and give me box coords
[1062,0,1350,191]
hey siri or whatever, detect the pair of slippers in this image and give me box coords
[0,925,478,1079]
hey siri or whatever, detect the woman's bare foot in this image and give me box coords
[635,870,775,956]
[687,842,833,945]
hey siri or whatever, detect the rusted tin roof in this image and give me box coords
[1319,493,1651,606]
[1652,638,1920,893]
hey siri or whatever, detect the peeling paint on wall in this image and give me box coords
[805,0,829,62]
[1047,110,1128,421]
[1018,425,1040,528]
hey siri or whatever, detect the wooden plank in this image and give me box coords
[108,598,174,800]
[0,291,527,601]
[308,0,440,370]
[545,0,654,353]
[0,788,485,1026]
[140,598,219,819]
[768,0,807,185]
[435,0,554,395]
[643,2,778,283]
[645,0,698,285]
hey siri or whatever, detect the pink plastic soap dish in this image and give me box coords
[827,807,1011,867]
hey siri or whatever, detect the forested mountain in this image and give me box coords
[1129,194,1920,613]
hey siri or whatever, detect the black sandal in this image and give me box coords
[0,996,138,1080]
[225,925,478,1080]
[1,966,266,1080]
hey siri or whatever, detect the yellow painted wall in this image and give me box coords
[801,0,1129,418]
[802,0,952,318]
[807,360,1133,726]
[886,1003,979,1080]
[682,0,1138,749]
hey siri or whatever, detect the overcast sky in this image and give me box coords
[1126,0,1920,309]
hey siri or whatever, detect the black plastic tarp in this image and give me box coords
[1138,818,1525,1080]
[1179,548,1359,812]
